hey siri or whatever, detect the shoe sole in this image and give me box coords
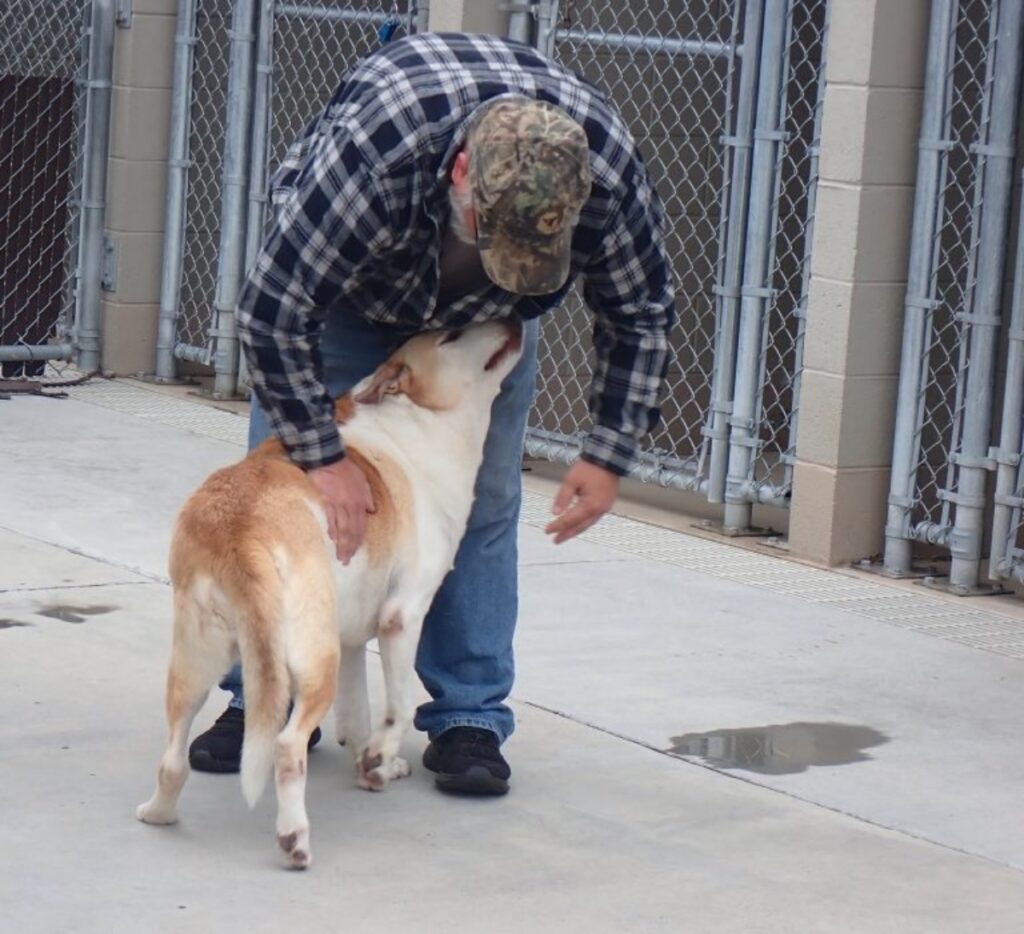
[433,766,509,796]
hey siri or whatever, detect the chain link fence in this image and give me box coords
[527,0,742,488]
[527,0,829,522]
[747,0,828,503]
[0,0,112,379]
[157,0,418,392]
[884,0,1024,592]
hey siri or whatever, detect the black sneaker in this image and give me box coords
[422,727,510,796]
[188,705,321,774]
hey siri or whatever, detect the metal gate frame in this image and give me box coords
[0,0,114,374]
[523,0,829,522]
[883,0,1024,594]
[155,0,422,395]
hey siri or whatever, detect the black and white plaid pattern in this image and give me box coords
[236,33,675,473]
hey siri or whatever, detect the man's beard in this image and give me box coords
[448,184,476,246]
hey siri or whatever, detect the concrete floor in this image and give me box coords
[2,385,1024,933]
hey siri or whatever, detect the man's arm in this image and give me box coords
[236,127,394,561]
[236,126,395,470]
[545,158,675,543]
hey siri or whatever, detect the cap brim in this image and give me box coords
[477,223,573,296]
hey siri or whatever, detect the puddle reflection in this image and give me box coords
[668,722,889,775]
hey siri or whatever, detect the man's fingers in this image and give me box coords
[553,512,601,545]
[545,501,601,543]
[552,479,578,517]
[333,505,353,564]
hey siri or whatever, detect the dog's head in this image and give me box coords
[349,319,524,417]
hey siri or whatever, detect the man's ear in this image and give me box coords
[352,361,410,405]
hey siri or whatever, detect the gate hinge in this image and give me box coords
[115,0,132,28]
[101,233,119,292]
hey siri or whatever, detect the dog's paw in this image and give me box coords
[277,827,312,870]
[136,800,178,825]
[356,750,410,791]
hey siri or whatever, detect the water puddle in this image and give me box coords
[36,604,117,624]
[667,722,889,775]
[0,619,32,630]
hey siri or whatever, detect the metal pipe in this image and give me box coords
[722,0,788,531]
[780,0,831,501]
[210,0,258,398]
[155,0,198,382]
[536,0,559,58]
[989,170,1024,580]
[173,342,213,365]
[0,344,75,363]
[524,428,707,492]
[882,0,957,576]
[946,0,1024,592]
[74,0,115,372]
[413,0,430,34]
[275,5,394,26]
[555,27,734,60]
[245,0,274,275]
[706,0,764,502]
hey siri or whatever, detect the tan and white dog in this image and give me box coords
[136,320,524,869]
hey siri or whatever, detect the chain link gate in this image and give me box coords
[523,0,828,524]
[883,0,1024,594]
[0,0,114,378]
[155,0,420,394]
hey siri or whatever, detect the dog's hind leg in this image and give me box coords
[357,604,426,791]
[137,596,232,826]
[274,644,338,870]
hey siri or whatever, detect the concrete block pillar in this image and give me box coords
[788,0,931,565]
[100,0,177,374]
[428,0,510,35]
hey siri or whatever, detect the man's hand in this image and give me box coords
[545,460,620,545]
[307,457,376,564]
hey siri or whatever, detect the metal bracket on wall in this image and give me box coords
[115,0,132,28]
[101,233,118,292]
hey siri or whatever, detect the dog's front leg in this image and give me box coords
[356,604,426,791]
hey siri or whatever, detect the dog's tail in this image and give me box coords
[228,543,290,809]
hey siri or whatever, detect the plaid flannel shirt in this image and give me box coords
[236,32,675,474]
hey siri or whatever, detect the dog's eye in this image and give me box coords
[440,330,463,345]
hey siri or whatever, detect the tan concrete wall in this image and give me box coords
[788,0,931,565]
[428,0,509,34]
[101,0,177,374]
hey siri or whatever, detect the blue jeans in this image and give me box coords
[221,313,539,743]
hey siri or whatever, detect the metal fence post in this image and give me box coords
[245,0,274,276]
[989,168,1024,581]
[882,0,957,576]
[722,0,789,531]
[155,0,198,382]
[210,0,258,398]
[706,0,763,503]
[780,0,831,504]
[535,0,559,58]
[944,0,1024,592]
[75,0,115,372]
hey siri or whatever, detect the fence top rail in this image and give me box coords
[274,4,398,27]
[554,27,735,60]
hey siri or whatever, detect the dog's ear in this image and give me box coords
[352,361,411,405]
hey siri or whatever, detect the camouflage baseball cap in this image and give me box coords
[468,97,592,295]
